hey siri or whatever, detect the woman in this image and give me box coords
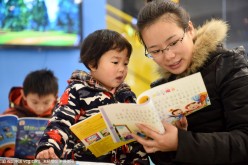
[132,0,248,164]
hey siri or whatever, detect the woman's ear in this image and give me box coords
[187,21,195,37]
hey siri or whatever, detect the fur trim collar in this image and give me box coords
[157,19,229,79]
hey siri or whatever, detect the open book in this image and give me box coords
[0,115,49,159]
[70,113,134,157]
[70,72,210,157]
[99,72,210,142]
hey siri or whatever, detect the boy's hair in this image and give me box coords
[22,69,58,97]
[79,29,132,70]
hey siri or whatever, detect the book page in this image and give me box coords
[137,72,211,124]
[99,101,165,143]
[70,113,131,157]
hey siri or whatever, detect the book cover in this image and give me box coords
[14,117,49,159]
[99,72,211,143]
[0,115,48,159]
[70,113,133,157]
[0,115,18,157]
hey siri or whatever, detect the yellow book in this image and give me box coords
[70,113,134,157]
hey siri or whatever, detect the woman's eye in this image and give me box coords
[112,62,118,64]
[170,39,180,46]
[151,50,160,54]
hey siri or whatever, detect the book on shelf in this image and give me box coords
[70,72,211,157]
[0,115,49,159]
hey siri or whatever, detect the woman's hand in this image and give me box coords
[175,116,188,131]
[36,147,59,159]
[132,121,179,153]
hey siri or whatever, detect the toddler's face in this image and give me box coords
[24,93,56,115]
[90,49,129,91]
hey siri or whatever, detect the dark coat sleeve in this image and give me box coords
[174,49,248,164]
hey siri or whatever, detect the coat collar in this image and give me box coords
[157,19,229,79]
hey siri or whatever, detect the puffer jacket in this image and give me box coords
[2,87,54,118]
[36,70,149,165]
[149,19,248,164]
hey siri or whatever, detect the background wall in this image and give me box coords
[0,0,106,112]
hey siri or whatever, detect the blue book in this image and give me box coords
[0,115,18,157]
[0,115,48,159]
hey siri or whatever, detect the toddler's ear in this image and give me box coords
[88,64,97,72]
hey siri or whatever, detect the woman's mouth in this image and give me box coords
[169,60,181,69]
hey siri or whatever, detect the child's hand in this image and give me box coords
[36,147,59,159]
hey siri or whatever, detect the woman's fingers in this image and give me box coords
[175,116,188,130]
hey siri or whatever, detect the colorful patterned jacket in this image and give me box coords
[36,70,149,165]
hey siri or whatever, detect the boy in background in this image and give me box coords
[1,69,58,157]
[2,69,58,118]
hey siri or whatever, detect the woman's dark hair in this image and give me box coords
[23,69,58,97]
[79,29,132,70]
[137,0,190,44]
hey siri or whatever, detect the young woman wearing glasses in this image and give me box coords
[132,0,248,164]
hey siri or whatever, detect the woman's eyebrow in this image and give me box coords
[147,34,177,49]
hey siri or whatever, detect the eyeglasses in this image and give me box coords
[145,30,186,59]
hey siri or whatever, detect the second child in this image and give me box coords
[2,69,58,118]
[36,29,149,164]
[1,69,58,157]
